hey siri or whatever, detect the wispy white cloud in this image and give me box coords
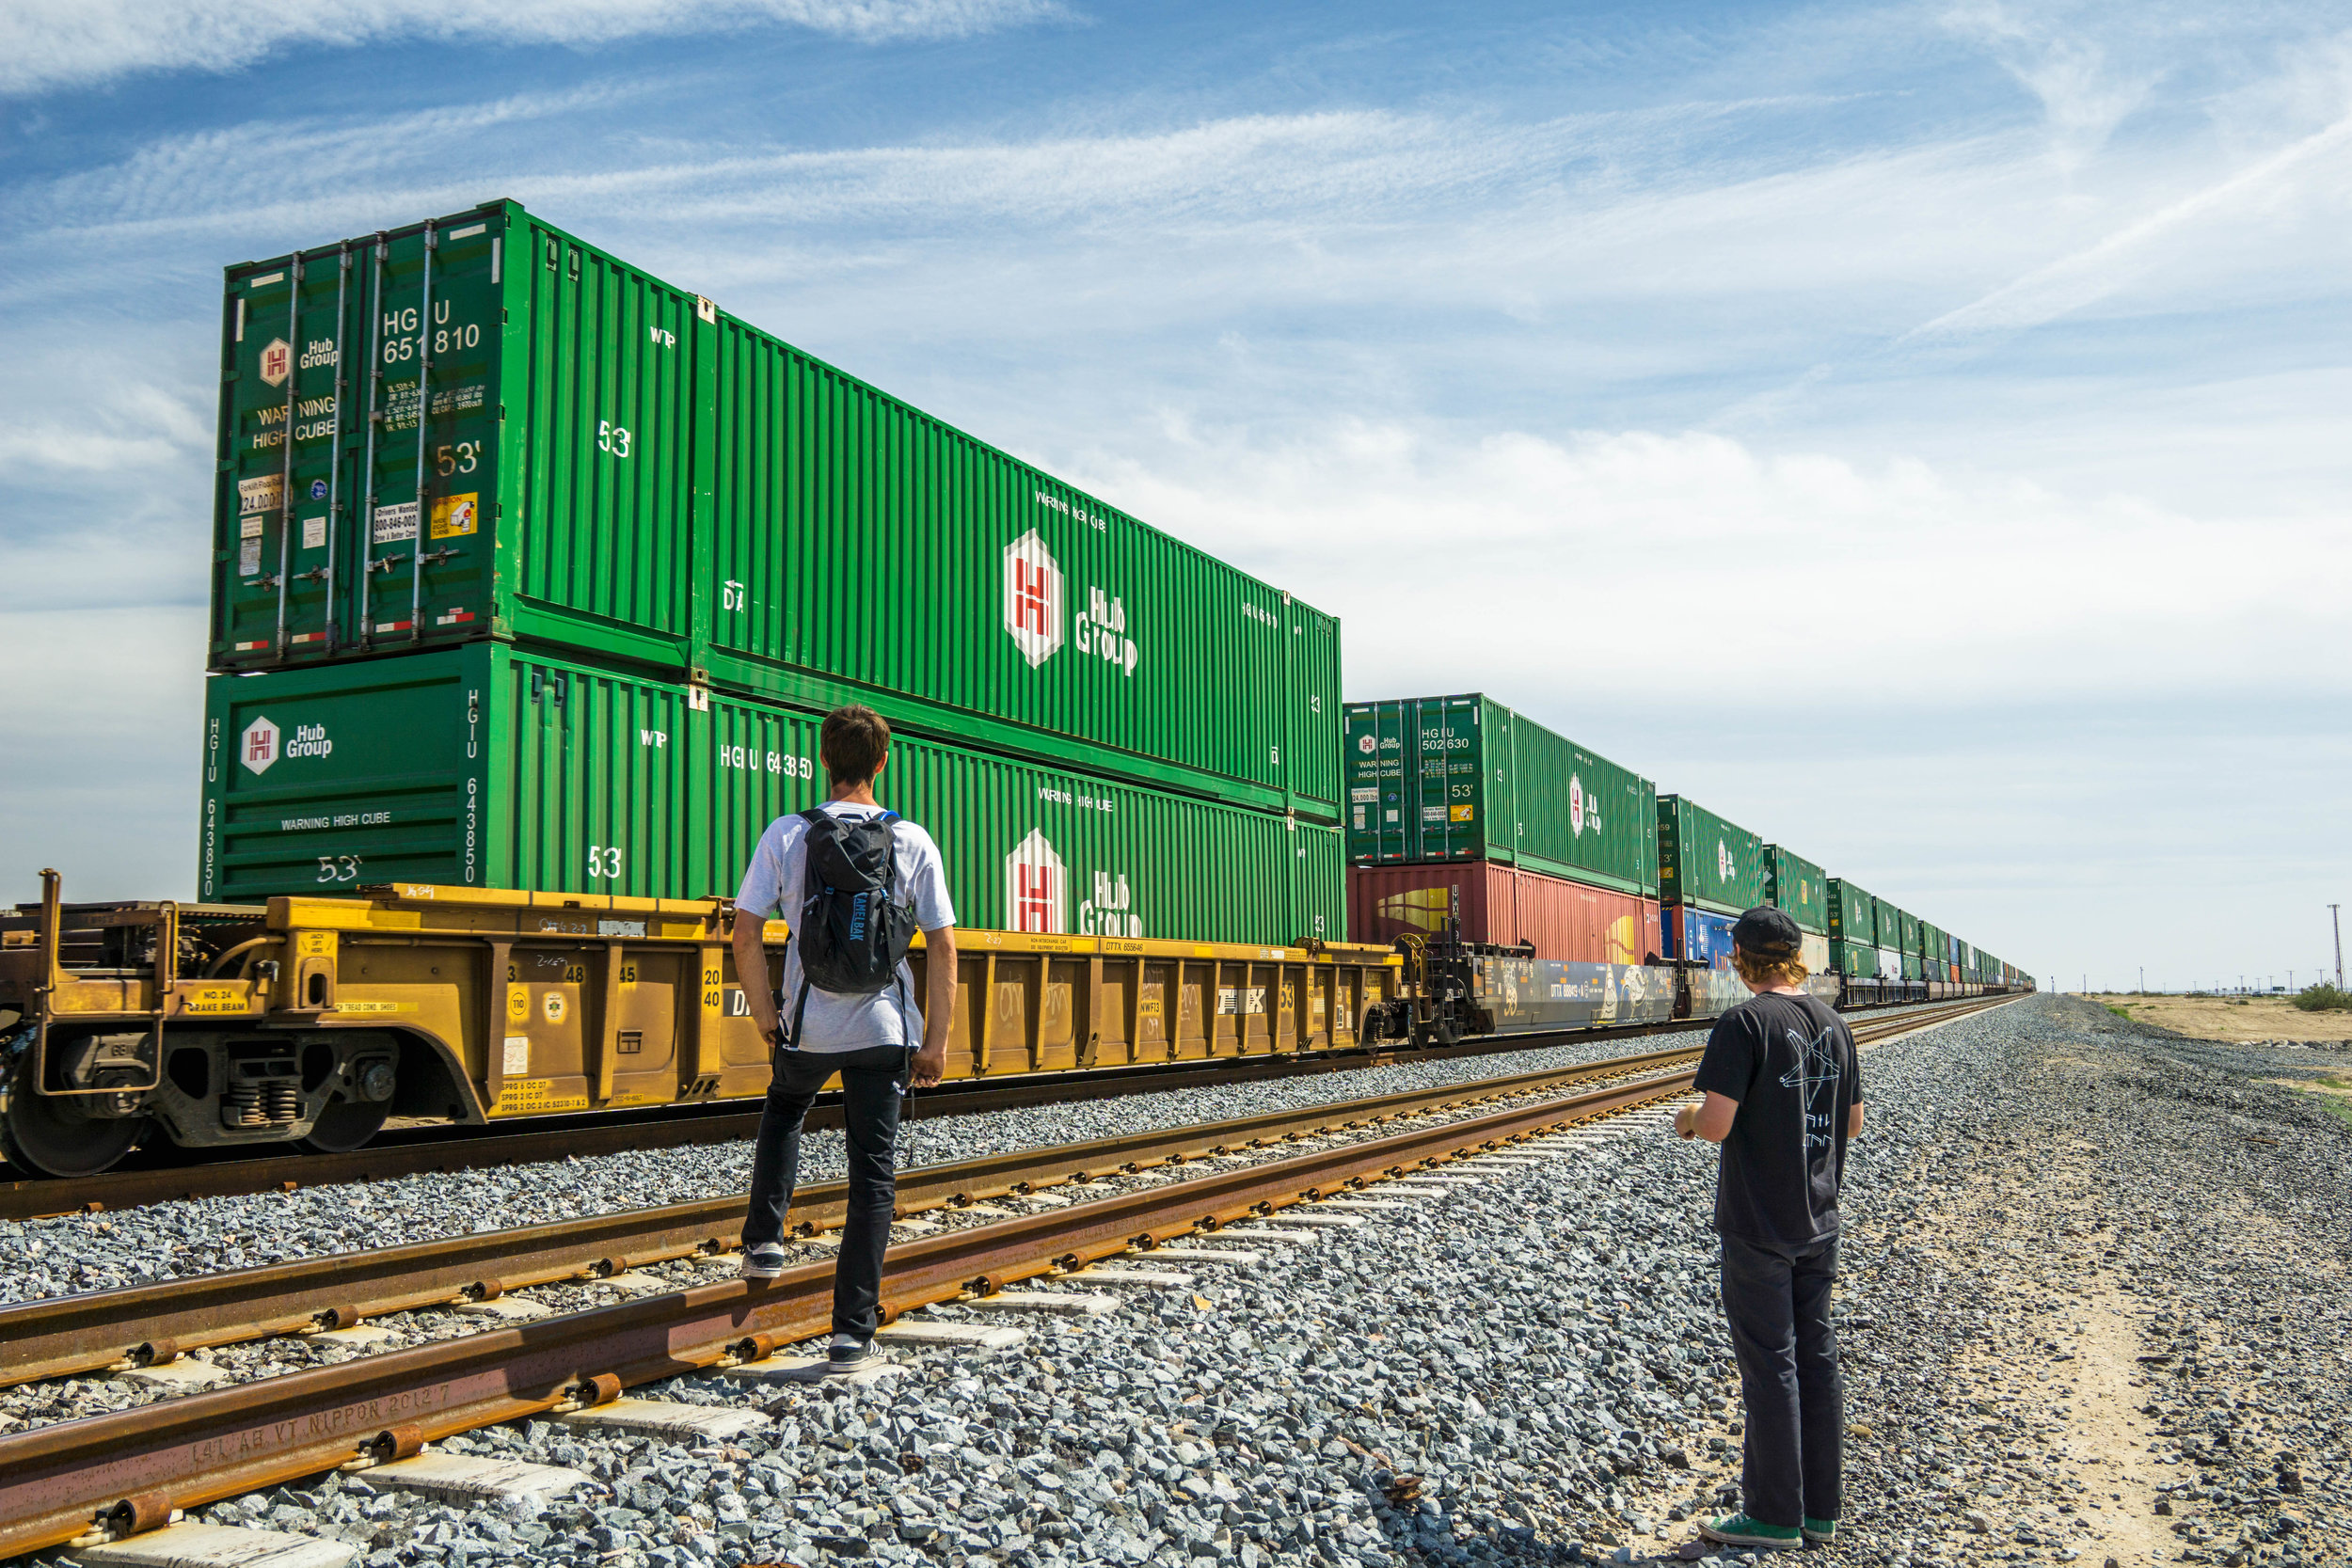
[1943,1,2167,169]
[0,0,1068,97]
[1903,108,2352,342]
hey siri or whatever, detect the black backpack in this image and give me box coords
[782,807,920,1047]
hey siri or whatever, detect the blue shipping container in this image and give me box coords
[1660,903,1738,970]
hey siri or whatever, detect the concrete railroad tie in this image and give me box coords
[69,1521,361,1567]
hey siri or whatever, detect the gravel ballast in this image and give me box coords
[11,993,2338,1568]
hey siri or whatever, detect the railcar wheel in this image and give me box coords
[0,1055,150,1179]
[295,1097,390,1154]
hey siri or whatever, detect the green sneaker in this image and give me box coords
[1803,1516,1837,1543]
[1698,1513,1804,1549]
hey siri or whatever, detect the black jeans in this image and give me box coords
[1720,1232,1842,1528]
[742,1044,913,1340]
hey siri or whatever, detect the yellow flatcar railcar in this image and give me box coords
[0,872,1400,1179]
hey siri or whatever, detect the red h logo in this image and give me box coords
[1013,561,1050,634]
[1014,865,1054,930]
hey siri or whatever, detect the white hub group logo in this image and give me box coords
[259,339,293,388]
[1357,733,1377,755]
[1717,838,1735,883]
[241,716,280,774]
[1568,774,1584,837]
[240,715,333,774]
[1079,869,1141,939]
[1003,531,1063,668]
[1001,529,1138,677]
[1006,828,1066,933]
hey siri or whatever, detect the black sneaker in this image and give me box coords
[739,1243,788,1280]
[826,1338,879,1374]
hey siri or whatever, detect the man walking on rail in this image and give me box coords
[732,705,958,1373]
[1674,905,1864,1551]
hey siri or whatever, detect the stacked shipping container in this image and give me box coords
[1341,696,1661,966]
[203,201,1343,943]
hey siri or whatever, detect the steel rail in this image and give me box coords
[0,998,2003,1391]
[0,1063,1703,1558]
[0,995,1981,1220]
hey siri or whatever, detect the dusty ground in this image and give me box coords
[2088,995,2352,1045]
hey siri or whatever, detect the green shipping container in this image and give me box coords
[1830,940,1878,978]
[1763,846,1827,935]
[1873,895,1905,958]
[1827,879,1876,946]
[1901,951,1922,981]
[199,645,1343,946]
[1896,906,1921,959]
[1340,696,1657,896]
[1918,919,1944,967]
[1656,797,1767,917]
[207,199,1340,821]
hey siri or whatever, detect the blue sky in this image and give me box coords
[4,0,2348,990]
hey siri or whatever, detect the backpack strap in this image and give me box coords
[784,976,811,1052]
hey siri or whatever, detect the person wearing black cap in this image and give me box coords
[1675,904,1864,1552]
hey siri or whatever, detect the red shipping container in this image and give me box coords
[1348,863,1661,964]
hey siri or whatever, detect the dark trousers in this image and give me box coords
[1720,1232,1843,1528]
[742,1044,913,1340]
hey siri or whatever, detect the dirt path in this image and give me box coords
[2089,993,2352,1044]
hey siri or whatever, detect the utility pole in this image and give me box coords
[2139,965,2145,994]
[2333,904,2344,989]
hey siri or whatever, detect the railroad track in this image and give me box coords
[0,994,1966,1221]
[0,995,2013,1558]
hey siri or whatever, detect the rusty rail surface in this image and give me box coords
[0,995,2017,1556]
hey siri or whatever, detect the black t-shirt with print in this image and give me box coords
[1692,990,1863,1248]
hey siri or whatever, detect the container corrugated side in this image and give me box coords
[1830,940,1878,978]
[209,199,1341,824]
[1764,845,1827,934]
[199,645,1343,946]
[704,307,1342,820]
[1828,879,1876,946]
[1347,863,1659,964]
[1656,796,1767,916]
[1343,695,1657,895]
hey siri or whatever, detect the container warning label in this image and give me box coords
[301,515,326,550]
[240,514,265,540]
[238,539,262,576]
[431,493,479,539]
[502,1036,531,1076]
[239,474,282,515]
[1450,804,1475,822]
[373,501,418,543]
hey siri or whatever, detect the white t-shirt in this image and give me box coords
[735,802,957,1053]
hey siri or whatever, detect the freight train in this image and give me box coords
[0,198,2030,1179]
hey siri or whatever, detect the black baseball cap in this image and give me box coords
[1732,905,1803,957]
